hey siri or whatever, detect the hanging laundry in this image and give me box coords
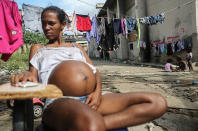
[121,18,126,36]
[63,11,77,35]
[167,43,173,56]
[140,41,146,49]
[136,18,141,48]
[160,44,165,54]
[106,20,115,51]
[76,14,91,31]
[113,19,122,34]
[123,18,128,38]
[171,42,175,54]
[139,13,165,25]
[154,13,165,24]
[184,37,192,50]
[126,18,137,33]
[0,0,24,61]
[86,16,100,44]
[97,17,106,37]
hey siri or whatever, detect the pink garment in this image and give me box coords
[0,0,24,61]
[121,18,126,36]
[165,63,172,72]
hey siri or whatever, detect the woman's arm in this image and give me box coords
[76,43,102,110]
[10,44,42,86]
[29,44,42,77]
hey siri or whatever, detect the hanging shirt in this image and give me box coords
[76,14,91,31]
[171,42,175,53]
[63,12,77,34]
[121,18,126,36]
[86,16,100,44]
[113,19,121,34]
[97,18,106,36]
[106,20,115,51]
[0,0,24,61]
[126,18,137,33]
[160,44,165,53]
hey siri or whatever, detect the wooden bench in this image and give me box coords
[0,83,63,131]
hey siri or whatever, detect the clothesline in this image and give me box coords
[96,0,195,19]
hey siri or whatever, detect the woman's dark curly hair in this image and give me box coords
[41,6,70,24]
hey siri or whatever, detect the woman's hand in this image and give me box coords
[10,71,38,86]
[85,89,101,110]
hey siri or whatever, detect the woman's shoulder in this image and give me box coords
[29,44,44,58]
[30,44,43,51]
[74,43,83,49]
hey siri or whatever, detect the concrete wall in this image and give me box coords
[194,0,198,60]
[147,0,198,62]
[98,0,198,62]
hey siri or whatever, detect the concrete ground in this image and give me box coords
[0,59,198,131]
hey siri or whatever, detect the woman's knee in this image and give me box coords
[151,94,167,116]
[69,109,105,131]
[42,98,106,131]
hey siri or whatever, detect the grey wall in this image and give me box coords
[22,4,43,34]
[147,0,198,61]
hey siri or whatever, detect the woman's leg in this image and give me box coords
[97,92,167,130]
[42,98,105,131]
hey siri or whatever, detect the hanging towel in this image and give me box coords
[76,14,91,31]
[136,18,141,48]
[0,0,24,61]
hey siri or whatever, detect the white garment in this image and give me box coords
[124,18,128,39]
[30,46,96,84]
[63,12,77,34]
[98,18,106,36]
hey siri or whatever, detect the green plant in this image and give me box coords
[23,29,48,45]
[0,50,29,72]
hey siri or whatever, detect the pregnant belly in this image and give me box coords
[48,60,96,96]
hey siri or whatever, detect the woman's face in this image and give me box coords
[41,11,65,40]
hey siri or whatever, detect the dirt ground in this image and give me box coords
[94,60,198,131]
[0,59,198,131]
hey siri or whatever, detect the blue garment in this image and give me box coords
[86,16,100,43]
[126,18,137,33]
[113,19,122,34]
[160,44,165,53]
[43,95,88,111]
[140,13,165,25]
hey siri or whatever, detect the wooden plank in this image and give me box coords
[0,83,63,100]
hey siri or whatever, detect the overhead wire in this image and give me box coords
[96,0,195,18]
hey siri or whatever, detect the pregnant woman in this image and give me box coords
[11,6,167,131]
